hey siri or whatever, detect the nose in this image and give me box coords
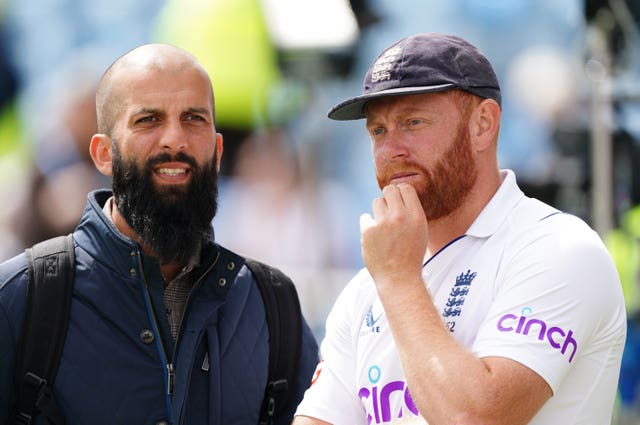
[376,128,408,160]
[159,120,188,152]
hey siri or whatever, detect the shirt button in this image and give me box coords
[130,268,137,277]
[140,329,155,344]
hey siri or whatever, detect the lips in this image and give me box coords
[389,171,419,184]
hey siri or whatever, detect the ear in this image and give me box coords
[214,132,224,172]
[469,99,501,152]
[89,134,114,176]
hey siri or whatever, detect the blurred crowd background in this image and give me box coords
[1,0,640,422]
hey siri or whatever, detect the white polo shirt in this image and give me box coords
[295,170,626,425]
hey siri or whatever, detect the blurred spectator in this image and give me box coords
[217,127,360,269]
[214,127,361,337]
[0,55,110,258]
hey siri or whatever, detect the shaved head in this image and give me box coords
[96,43,215,136]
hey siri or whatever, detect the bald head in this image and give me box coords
[96,44,215,136]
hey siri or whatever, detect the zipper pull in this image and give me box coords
[201,352,210,372]
[167,363,175,396]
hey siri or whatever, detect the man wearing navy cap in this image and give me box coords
[293,33,626,424]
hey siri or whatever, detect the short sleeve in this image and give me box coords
[473,215,625,393]
[295,272,369,425]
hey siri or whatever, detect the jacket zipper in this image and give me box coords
[169,251,221,367]
[136,254,174,415]
[167,363,175,395]
[137,250,221,400]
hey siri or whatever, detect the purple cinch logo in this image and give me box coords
[358,365,419,424]
[497,307,578,363]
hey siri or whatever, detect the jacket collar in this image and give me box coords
[73,189,221,279]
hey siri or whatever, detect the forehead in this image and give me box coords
[115,64,214,116]
[130,69,212,104]
[365,91,458,121]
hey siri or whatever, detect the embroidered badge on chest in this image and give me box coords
[442,269,477,332]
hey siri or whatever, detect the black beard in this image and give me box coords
[111,146,218,265]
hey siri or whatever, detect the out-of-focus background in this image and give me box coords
[1,0,640,421]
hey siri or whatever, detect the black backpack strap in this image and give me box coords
[245,259,302,425]
[14,234,74,425]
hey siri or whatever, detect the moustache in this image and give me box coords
[146,151,199,169]
[380,162,426,180]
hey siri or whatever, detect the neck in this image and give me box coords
[160,263,183,283]
[425,214,469,258]
[426,169,503,257]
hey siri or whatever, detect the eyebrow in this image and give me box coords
[185,107,212,116]
[131,106,212,116]
[132,107,161,116]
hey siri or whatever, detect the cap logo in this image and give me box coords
[370,45,402,83]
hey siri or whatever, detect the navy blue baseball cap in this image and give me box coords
[328,33,502,120]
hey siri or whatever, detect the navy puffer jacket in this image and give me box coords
[0,189,319,425]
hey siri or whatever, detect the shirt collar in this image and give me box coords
[465,169,524,238]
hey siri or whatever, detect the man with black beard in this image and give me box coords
[293,33,626,425]
[0,43,318,425]
[110,145,218,266]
